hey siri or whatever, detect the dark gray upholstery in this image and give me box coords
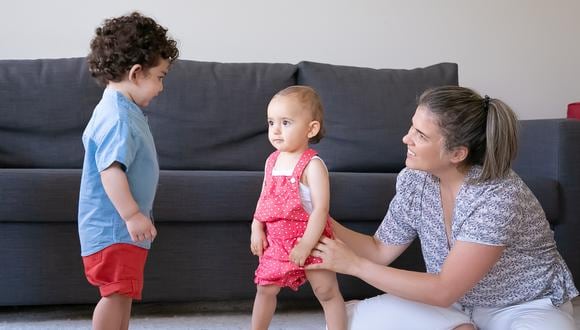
[147,60,297,171]
[513,119,580,286]
[1,58,578,306]
[298,61,459,172]
[0,58,101,168]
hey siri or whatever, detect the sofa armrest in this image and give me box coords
[513,119,580,285]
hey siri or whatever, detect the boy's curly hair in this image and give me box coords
[87,12,179,85]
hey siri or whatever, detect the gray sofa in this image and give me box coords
[0,58,578,306]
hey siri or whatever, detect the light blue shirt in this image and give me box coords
[78,88,159,256]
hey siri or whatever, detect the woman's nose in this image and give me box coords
[402,133,411,145]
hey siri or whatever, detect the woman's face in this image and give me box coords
[402,106,455,174]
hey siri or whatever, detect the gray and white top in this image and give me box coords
[376,167,578,307]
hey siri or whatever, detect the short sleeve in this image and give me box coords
[95,120,137,172]
[375,168,420,245]
[456,184,521,246]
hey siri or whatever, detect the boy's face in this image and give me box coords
[266,95,318,153]
[131,59,170,108]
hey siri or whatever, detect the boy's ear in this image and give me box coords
[307,121,321,139]
[128,64,143,82]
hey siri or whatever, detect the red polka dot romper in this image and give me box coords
[254,148,333,291]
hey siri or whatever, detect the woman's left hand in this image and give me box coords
[305,236,361,275]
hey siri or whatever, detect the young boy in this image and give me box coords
[78,12,178,330]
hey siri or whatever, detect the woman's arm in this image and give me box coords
[331,219,410,266]
[308,237,504,307]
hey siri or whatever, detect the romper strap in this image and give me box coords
[264,151,281,177]
[291,148,318,180]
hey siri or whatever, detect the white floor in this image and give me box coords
[0,298,578,330]
[0,311,324,330]
[0,300,324,330]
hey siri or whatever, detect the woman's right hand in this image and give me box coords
[306,236,362,276]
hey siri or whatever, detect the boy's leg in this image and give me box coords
[251,284,281,330]
[120,298,132,330]
[347,294,472,330]
[92,293,132,330]
[82,244,148,330]
[306,269,347,330]
[472,297,575,330]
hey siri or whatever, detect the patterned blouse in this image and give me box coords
[375,166,578,307]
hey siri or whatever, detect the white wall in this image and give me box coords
[1,0,579,119]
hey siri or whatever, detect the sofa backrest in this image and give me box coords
[0,58,102,168]
[0,58,458,172]
[298,61,459,172]
[146,60,297,171]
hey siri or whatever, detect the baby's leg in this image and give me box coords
[251,284,281,330]
[306,269,347,330]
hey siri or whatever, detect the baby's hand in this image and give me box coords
[289,242,311,267]
[250,226,268,257]
[125,213,157,242]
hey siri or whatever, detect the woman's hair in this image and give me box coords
[418,86,519,181]
[274,85,325,144]
[87,12,179,85]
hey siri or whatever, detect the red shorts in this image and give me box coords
[82,243,148,300]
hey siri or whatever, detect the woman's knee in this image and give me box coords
[453,324,476,330]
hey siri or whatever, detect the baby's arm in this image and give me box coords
[100,162,157,242]
[250,219,268,257]
[290,158,329,266]
[250,172,268,256]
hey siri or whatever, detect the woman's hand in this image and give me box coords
[305,236,361,276]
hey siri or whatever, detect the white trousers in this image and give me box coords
[346,294,575,330]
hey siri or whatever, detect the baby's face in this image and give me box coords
[266,95,316,153]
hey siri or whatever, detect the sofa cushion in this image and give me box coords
[0,169,81,222]
[0,58,102,169]
[146,60,297,171]
[297,61,458,172]
[0,169,559,225]
[152,171,397,223]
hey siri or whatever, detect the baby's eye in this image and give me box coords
[267,120,274,126]
[282,120,291,126]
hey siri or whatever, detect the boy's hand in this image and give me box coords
[126,213,157,242]
[250,222,268,257]
[289,241,311,267]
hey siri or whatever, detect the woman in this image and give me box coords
[306,86,578,329]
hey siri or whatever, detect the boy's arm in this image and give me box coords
[290,158,329,266]
[100,162,157,242]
